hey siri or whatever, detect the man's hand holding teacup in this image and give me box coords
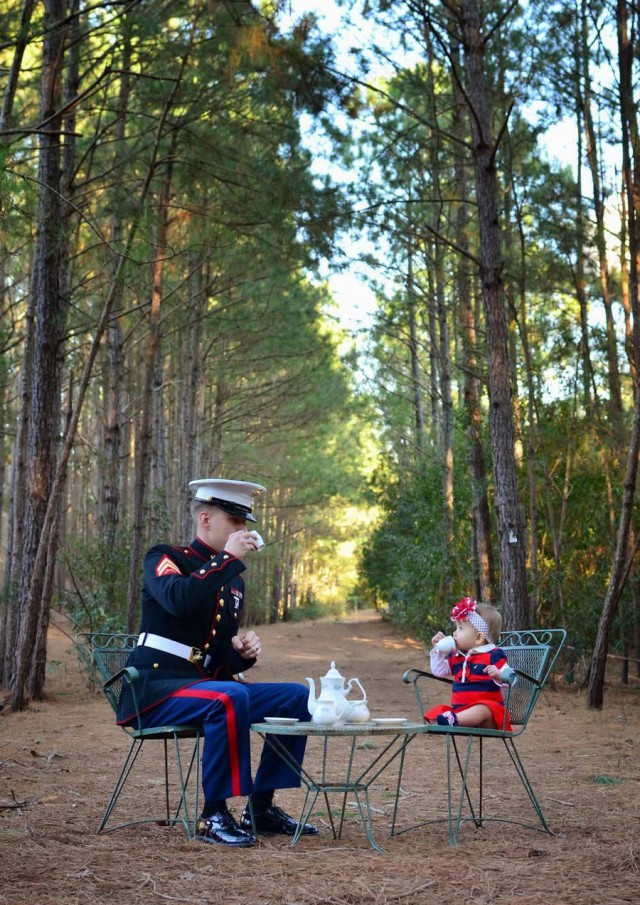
[224,529,260,559]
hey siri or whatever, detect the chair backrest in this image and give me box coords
[81,632,138,715]
[498,629,566,726]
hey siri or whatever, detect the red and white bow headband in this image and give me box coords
[449,597,493,642]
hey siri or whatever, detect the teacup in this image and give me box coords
[434,635,457,654]
[248,530,265,551]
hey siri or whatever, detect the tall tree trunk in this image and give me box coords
[427,265,440,441]
[150,350,169,532]
[103,318,125,550]
[407,231,426,458]
[269,507,284,624]
[510,177,539,625]
[126,175,172,630]
[102,23,131,554]
[29,0,81,697]
[0,0,38,681]
[9,0,68,709]
[436,242,454,552]
[0,284,34,684]
[450,26,494,602]
[455,0,528,627]
[580,0,623,426]
[588,0,640,708]
[574,100,596,413]
[425,34,454,553]
[180,255,206,537]
[209,376,227,474]
[619,181,636,380]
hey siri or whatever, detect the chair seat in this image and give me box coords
[425,724,516,738]
[124,724,202,740]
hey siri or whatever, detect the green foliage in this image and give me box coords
[287,596,345,622]
[359,462,474,641]
[58,531,133,635]
[529,402,622,648]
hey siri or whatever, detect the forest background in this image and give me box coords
[1,0,639,712]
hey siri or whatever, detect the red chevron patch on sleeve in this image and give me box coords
[155,555,182,577]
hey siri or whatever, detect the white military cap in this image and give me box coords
[189,478,266,523]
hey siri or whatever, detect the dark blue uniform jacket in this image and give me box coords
[116,536,256,725]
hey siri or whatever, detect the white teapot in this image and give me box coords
[306,661,368,724]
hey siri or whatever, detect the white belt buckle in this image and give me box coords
[188,647,204,664]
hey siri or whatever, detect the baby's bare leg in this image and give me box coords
[454,705,493,728]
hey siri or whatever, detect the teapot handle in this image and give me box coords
[347,677,366,701]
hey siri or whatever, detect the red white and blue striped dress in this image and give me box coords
[425,643,513,732]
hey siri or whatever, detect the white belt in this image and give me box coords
[137,632,204,664]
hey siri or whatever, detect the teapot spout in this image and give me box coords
[305,677,317,715]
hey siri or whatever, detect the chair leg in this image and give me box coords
[447,735,483,844]
[98,737,145,833]
[163,739,171,824]
[503,738,551,834]
[171,733,201,839]
[99,734,201,838]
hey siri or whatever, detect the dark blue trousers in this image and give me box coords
[140,681,309,803]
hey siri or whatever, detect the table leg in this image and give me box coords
[257,731,419,852]
[257,733,340,844]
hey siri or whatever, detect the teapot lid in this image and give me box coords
[323,660,344,679]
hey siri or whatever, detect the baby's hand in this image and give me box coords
[484,664,500,679]
[431,631,445,647]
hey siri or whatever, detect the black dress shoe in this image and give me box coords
[196,808,257,846]
[241,804,319,837]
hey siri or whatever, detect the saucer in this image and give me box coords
[263,717,299,725]
[372,717,408,727]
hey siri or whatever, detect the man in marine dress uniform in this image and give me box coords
[117,478,318,846]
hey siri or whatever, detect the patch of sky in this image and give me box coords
[282,0,626,384]
[280,1,406,345]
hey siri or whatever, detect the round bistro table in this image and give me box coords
[250,720,430,852]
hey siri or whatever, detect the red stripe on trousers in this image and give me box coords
[170,687,242,797]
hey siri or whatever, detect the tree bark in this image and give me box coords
[580,0,623,426]
[407,231,426,458]
[455,0,528,627]
[509,175,539,625]
[29,0,81,697]
[180,254,206,537]
[0,0,38,681]
[126,176,171,631]
[425,34,454,552]
[10,0,68,709]
[102,23,131,553]
[449,25,494,602]
[588,0,640,708]
[574,83,597,414]
[619,181,636,380]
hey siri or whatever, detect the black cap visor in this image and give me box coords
[204,497,257,522]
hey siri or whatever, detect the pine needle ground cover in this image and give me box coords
[0,614,637,905]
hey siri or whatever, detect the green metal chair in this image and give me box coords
[81,632,202,838]
[392,628,566,844]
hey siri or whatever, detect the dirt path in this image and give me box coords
[1,612,638,904]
